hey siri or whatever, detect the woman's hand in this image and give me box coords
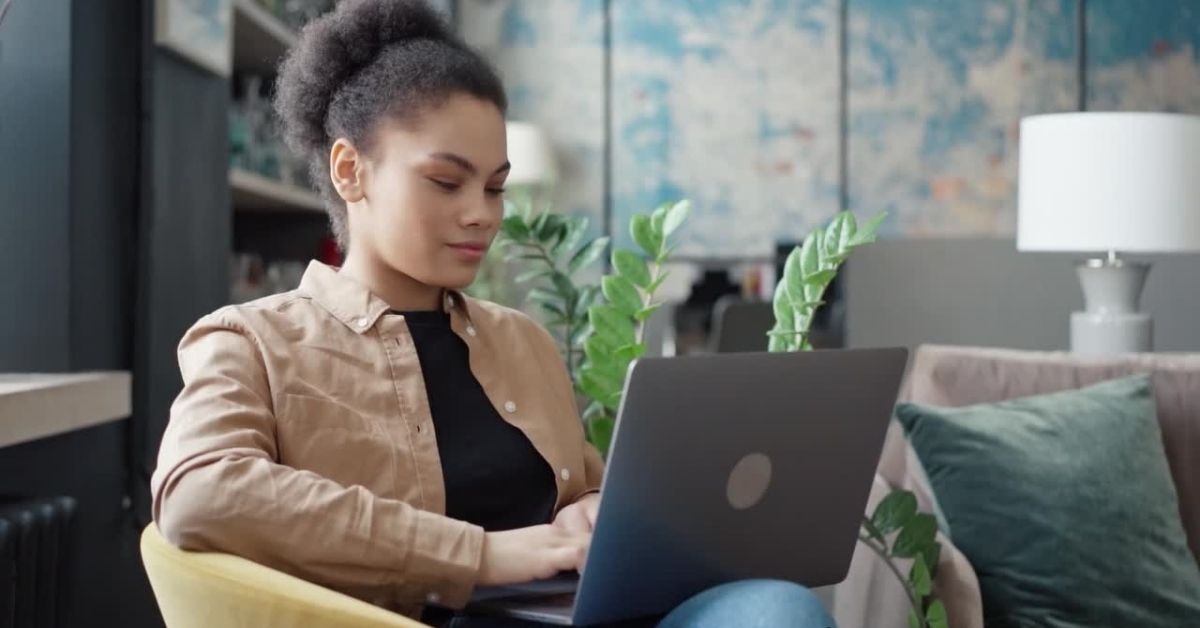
[477,524,591,586]
[552,493,600,534]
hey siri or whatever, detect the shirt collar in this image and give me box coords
[298,261,471,334]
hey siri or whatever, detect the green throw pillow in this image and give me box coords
[896,374,1200,628]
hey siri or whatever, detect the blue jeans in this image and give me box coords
[444,580,835,628]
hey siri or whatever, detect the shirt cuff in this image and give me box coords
[403,509,485,610]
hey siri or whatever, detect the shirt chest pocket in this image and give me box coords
[275,393,399,494]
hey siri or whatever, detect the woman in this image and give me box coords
[151,1,835,626]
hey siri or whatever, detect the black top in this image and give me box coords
[398,310,557,532]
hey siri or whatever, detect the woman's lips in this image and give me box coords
[447,242,488,261]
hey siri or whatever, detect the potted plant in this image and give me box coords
[768,211,948,628]
[507,202,948,628]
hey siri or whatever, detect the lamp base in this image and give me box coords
[1069,256,1153,355]
[1070,311,1152,355]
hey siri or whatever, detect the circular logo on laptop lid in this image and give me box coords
[726,453,772,510]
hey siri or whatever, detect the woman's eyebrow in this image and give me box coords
[429,152,512,176]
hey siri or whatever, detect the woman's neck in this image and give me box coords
[339,250,443,312]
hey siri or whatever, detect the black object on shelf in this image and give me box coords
[0,497,78,628]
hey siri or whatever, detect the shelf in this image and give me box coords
[0,372,131,448]
[230,168,324,213]
[233,0,298,76]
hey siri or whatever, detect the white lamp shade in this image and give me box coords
[505,121,557,186]
[1017,112,1200,253]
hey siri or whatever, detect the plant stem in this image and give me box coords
[858,533,926,628]
[520,240,578,381]
[635,261,660,346]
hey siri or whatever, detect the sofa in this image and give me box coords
[828,344,1200,628]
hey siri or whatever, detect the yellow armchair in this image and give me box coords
[140,524,431,628]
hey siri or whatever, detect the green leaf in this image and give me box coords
[771,282,795,339]
[614,343,646,362]
[799,229,823,278]
[537,302,567,319]
[861,517,886,546]
[602,275,643,317]
[922,541,942,581]
[650,204,668,235]
[850,212,887,245]
[527,287,563,309]
[927,600,948,628]
[575,285,601,316]
[554,217,589,258]
[782,247,804,305]
[871,490,918,535]
[500,215,531,241]
[909,555,932,597]
[907,609,920,628]
[587,415,616,456]
[631,214,662,258]
[661,199,691,238]
[549,222,574,259]
[768,333,791,353]
[579,369,619,411]
[635,303,662,322]
[569,324,590,349]
[838,211,857,250]
[894,513,938,559]
[823,213,849,261]
[515,268,553,284]
[568,237,609,275]
[551,272,577,302]
[586,371,624,412]
[530,212,551,240]
[580,358,624,392]
[612,249,651,288]
[803,268,839,286]
[584,332,618,359]
[786,300,825,313]
[589,304,636,348]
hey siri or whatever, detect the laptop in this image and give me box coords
[470,348,908,626]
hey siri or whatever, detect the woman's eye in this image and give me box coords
[486,187,506,196]
[429,179,460,192]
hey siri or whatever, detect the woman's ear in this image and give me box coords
[329,138,367,203]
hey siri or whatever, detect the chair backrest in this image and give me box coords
[895,345,1200,562]
[710,297,774,353]
[139,524,425,628]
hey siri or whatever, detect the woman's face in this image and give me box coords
[345,93,509,290]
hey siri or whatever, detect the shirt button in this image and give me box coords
[426,592,441,605]
[466,325,477,337]
[354,317,369,329]
[504,401,517,413]
[560,468,571,481]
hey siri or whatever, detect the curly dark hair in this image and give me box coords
[274,0,507,250]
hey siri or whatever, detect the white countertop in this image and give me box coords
[0,372,132,448]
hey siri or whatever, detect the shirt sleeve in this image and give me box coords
[150,312,485,610]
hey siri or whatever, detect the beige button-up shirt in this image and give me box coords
[151,261,604,617]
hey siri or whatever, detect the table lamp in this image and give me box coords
[1018,112,1200,355]
[505,121,557,188]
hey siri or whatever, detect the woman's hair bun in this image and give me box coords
[275,0,456,156]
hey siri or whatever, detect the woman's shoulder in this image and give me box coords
[184,289,311,341]
[460,294,556,348]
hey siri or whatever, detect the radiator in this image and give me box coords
[0,498,76,628]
